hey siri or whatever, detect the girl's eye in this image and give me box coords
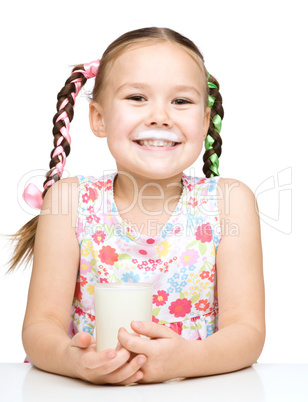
[127,96,146,102]
[173,99,192,105]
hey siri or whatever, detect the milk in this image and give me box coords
[94,283,153,352]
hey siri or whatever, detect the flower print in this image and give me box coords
[162,223,174,238]
[91,249,98,259]
[195,223,213,243]
[94,180,104,190]
[169,298,192,318]
[103,179,112,191]
[167,287,174,294]
[88,206,94,214]
[206,324,215,336]
[181,274,188,281]
[180,249,199,266]
[209,273,215,283]
[187,183,194,191]
[188,197,198,208]
[208,181,216,193]
[80,275,88,286]
[93,214,101,223]
[74,283,82,302]
[88,314,95,323]
[152,315,159,323]
[80,258,92,274]
[99,278,108,284]
[132,259,138,264]
[173,226,182,235]
[75,307,85,316]
[195,299,210,312]
[87,284,95,295]
[189,332,202,341]
[76,218,84,238]
[98,246,118,265]
[92,230,106,246]
[83,326,93,334]
[200,270,210,280]
[121,272,140,282]
[82,193,90,204]
[153,290,169,306]
[213,235,220,248]
[156,239,172,258]
[88,187,98,202]
[169,321,183,335]
[86,216,93,224]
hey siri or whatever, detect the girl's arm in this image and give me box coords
[22,178,147,385]
[118,178,265,382]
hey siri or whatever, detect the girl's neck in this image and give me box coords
[113,170,184,214]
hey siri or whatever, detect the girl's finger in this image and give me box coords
[105,353,147,385]
[84,345,130,371]
[131,320,174,338]
[70,332,94,349]
[118,327,152,355]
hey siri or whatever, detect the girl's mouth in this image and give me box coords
[133,140,181,151]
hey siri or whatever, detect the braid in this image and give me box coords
[202,74,224,178]
[42,67,87,197]
[22,60,100,208]
[5,61,100,272]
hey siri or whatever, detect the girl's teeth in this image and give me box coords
[138,140,176,147]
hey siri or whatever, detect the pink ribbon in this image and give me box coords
[22,60,100,209]
[22,183,44,209]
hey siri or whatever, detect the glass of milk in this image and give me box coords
[94,282,153,352]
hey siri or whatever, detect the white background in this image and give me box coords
[0,0,307,364]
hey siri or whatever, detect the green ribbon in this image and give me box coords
[209,153,220,176]
[208,82,218,89]
[205,73,221,177]
[208,95,215,109]
[212,114,222,134]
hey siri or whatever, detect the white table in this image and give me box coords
[0,364,307,401]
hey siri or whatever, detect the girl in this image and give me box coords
[9,27,265,385]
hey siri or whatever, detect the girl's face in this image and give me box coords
[90,41,210,180]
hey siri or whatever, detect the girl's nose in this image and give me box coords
[145,102,173,128]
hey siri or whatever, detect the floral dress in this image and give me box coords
[68,171,222,341]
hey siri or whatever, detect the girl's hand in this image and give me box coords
[67,332,147,385]
[117,321,187,383]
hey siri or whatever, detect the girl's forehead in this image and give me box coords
[108,42,205,84]
[115,41,197,67]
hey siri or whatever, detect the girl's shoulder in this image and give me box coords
[216,177,256,200]
[215,177,259,236]
[41,176,80,229]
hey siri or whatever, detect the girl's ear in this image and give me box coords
[89,101,106,138]
[203,106,211,140]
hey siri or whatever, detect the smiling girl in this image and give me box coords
[9,27,265,385]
